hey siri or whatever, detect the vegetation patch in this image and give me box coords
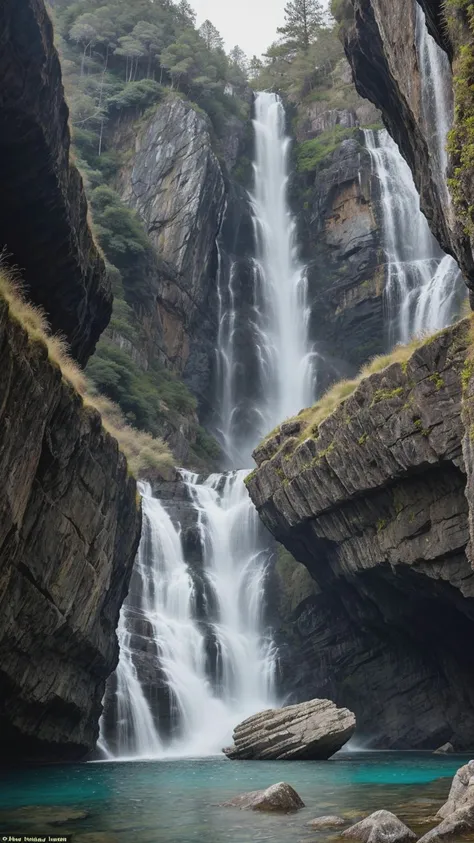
[296,127,358,172]
[0,267,174,480]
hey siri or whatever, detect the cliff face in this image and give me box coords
[340,0,474,296]
[0,300,141,761]
[114,97,226,406]
[247,321,474,748]
[294,131,385,375]
[0,0,110,364]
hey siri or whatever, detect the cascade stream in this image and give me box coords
[364,128,462,345]
[101,92,313,759]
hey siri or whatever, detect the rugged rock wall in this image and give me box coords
[247,321,474,748]
[0,0,110,364]
[0,300,141,761]
[113,97,227,408]
[340,0,474,296]
[294,131,385,375]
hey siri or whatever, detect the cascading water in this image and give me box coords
[102,92,315,758]
[364,129,462,344]
[216,92,315,463]
[415,3,453,196]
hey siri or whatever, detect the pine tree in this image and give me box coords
[229,45,248,76]
[277,0,324,52]
[199,20,224,52]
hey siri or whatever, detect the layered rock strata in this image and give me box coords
[0,300,141,761]
[224,698,355,760]
[0,0,110,364]
[247,320,474,748]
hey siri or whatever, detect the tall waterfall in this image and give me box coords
[364,129,462,344]
[415,3,453,195]
[217,92,314,463]
[101,93,313,758]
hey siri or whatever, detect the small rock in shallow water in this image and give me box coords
[342,810,416,843]
[433,742,454,754]
[307,816,347,828]
[223,782,305,812]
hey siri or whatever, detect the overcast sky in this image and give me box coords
[190,0,286,57]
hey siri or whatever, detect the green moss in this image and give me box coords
[462,359,474,392]
[358,433,368,446]
[296,127,358,173]
[371,386,404,405]
[377,518,387,533]
[429,373,445,390]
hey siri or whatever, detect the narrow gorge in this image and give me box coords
[4,0,474,838]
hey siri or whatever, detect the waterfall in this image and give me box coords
[216,92,315,463]
[102,478,276,758]
[415,3,453,192]
[102,92,315,758]
[364,129,462,343]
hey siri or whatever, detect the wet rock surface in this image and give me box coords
[223,698,355,760]
[0,300,141,761]
[342,810,416,843]
[248,321,474,748]
[223,782,305,812]
[0,0,110,364]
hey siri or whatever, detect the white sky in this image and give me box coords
[190,0,286,57]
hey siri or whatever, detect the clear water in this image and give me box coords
[0,754,469,843]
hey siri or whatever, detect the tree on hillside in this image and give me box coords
[228,45,248,77]
[277,0,324,52]
[199,19,224,51]
[174,0,196,27]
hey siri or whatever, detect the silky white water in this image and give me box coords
[103,92,316,759]
[217,92,314,463]
[364,129,462,344]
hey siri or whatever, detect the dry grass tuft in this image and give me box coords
[291,332,448,444]
[0,264,173,479]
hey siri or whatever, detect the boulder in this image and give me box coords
[342,810,416,843]
[433,743,454,754]
[436,761,474,819]
[223,698,355,760]
[417,805,474,843]
[223,782,304,813]
[308,816,347,828]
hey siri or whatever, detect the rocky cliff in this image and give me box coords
[0,0,142,762]
[113,96,227,409]
[0,299,141,761]
[247,320,474,748]
[339,0,474,298]
[0,0,110,364]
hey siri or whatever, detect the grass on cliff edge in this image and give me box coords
[0,267,174,480]
[253,324,461,467]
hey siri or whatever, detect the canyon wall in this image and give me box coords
[247,321,474,748]
[0,0,141,761]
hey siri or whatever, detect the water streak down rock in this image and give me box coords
[224,698,355,760]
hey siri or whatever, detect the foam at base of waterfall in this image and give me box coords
[101,476,277,760]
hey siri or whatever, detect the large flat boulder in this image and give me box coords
[223,698,355,760]
[223,782,304,813]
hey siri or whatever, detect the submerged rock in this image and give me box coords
[223,782,304,813]
[342,810,416,843]
[223,698,355,760]
[307,815,347,828]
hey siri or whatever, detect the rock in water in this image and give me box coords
[436,761,474,819]
[223,698,355,760]
[307,816,347,828]
[223,782,304,813]
[342,810,416,843]
[433,742,454,755]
